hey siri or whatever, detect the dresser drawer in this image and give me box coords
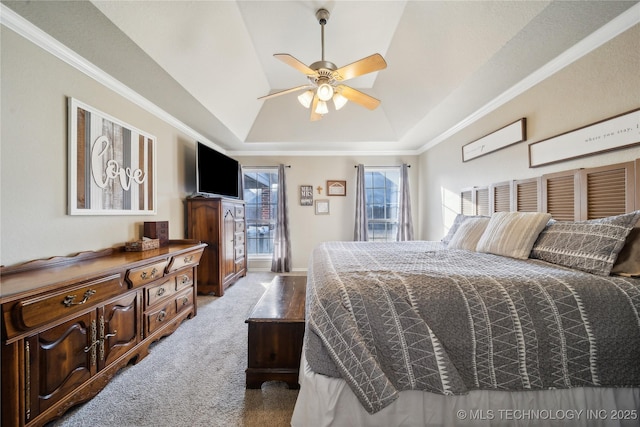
[234,205,245,218]
[146,278,177,307]
[15,274,124,330]
[235,220,245,233]
[175,288,193,315]
[235,231,245,246]
[175,270,194,291]
[125,260,168,288]
[166,249,203,273]
[145,300,177,335]
[235,245,245,260]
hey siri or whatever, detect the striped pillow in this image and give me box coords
[477,211,552,260]
[442,214,487,244]
[447,217,490,251]
[531,211,640,276]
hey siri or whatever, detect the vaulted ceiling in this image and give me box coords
[4,1,638,154]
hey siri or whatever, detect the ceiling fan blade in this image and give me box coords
[274,54,316,75]
[333,53,387,81]
[258,85,311,101]
[337,85,381,110]
[310,94,322,121]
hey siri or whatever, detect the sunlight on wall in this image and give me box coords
[441,186,461,237]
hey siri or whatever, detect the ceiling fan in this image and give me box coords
[258,8,387,121]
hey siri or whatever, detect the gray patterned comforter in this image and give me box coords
[304,241,640,414]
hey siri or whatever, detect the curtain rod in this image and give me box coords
[242,165,291,168]
[354,165,410,168]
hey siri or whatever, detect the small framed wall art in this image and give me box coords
[315,199,330,215]
[68,98,157,215]
[327,180,346,196]
[300,185,313,206]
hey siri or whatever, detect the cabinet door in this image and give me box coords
[221,206,237,282]
[100,292,141,368]
[188,201,220,288]
[26,311,96,419]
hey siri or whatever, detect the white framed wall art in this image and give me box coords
[68,98,157,215]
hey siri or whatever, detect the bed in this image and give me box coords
[291,210,640,426]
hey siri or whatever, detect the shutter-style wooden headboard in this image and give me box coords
[491,181,512,213]
[579,161,635,219]
[542,170,579,221]
[514,178,540,212]
[477,187,489,216]
[460,158,639,220]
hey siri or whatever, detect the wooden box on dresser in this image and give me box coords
[0,240,206,427]
[186,197,247,296]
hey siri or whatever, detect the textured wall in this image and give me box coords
[419,24,640,241]
[1,28,196,266]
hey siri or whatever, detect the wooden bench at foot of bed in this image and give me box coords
[245,275,306,389]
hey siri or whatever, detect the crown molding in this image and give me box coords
[417,2,640,154]
[227,149,421,157]
[3,3,638,157]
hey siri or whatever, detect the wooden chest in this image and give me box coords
[245,275,306,389]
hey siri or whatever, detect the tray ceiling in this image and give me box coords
[4,1,638,154]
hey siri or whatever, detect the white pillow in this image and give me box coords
[447,217,490,251]
[477,211,552,259]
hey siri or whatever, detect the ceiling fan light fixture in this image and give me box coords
[317,83,334,102]
[315,100,329,115]
[297,90,314,108]
[333,92,348,110]
[259,8,386,121]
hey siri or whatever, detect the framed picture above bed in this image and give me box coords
[528,108,640,167]
[68,98,157,215]
[462,118,526,162]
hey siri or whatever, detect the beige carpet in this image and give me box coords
[51,272,300,427]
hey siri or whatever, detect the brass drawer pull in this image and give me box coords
[181,296,189,306]
[180,275,190,285]
[104,330,117,339]
[63,289,96,307]
[140,268,158,280]
[157,310,167,322]
[184,255,194,263]
[156,287,166,297]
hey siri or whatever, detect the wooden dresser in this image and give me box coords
[0,240,206,427]
[186,197,247,296]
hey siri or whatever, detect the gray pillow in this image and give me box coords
[531,211,640,276]
[611,227,640,277]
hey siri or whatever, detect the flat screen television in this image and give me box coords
[196,142,241,199]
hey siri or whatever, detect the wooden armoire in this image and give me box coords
[186,197,247,296]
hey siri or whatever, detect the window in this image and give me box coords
[365,167,400,241]
[242,168,279,257]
